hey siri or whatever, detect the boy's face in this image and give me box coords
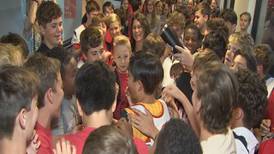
[63,57,77,98]
[232,54,247,71]
[51,72,64,118]
[113,45,131,73]
[224,42,240,67]
[132,19,144,42]
[183,28,200,53]
[85,44,104,63]
[109,22,121,38]
[40,17,63,49]
[240,15,250,31]
[104,6,114,17]
[194,10,208,29]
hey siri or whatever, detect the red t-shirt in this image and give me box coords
[35,122,53,154]
[65,127,95,154]
[65,126,148,154]
[114,70,129,119]
[267,89,274,132]
[259,139,274,154]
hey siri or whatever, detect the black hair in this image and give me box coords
[129,52,163,95]
[155,119,202,154]
[75,61,116,115]
[221,9,237,25]
[203,30,227,60]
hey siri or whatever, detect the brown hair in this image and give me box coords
[0,65,39,138]
[254,44,274,74]
[24,54,60,108]
[142,33,165,59]
[80,26,103,54]
[0,43,24,66]
[194,62,238,134]
[36,1,62,27]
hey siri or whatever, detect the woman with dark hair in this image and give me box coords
[131,12,151,52]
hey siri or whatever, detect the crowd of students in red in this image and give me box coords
[1,0,274,154]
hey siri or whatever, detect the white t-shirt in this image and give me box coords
[201,128,236,154]
[71,24,86,45]
[233,127,258,154]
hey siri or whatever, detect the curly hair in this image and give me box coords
[36,1,62,27]
[254,44,274,74]
[234,69,268,129]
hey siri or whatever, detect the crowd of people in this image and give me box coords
[0,0,274,153]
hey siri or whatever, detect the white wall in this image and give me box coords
[0,0,25,36]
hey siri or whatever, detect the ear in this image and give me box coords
[232,107,243,121]
[82,53,88,61]
[257,65,264,75]
[39,24,46,36]
[76,99,84,117]
[111,101,117,113]
[136,80,143,92]
[45,88,54,105]
[196,99,202,112]
[18,108,27,130]
[204,15,209,21]
[112,83,119,113]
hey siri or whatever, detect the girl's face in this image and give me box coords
[147,0,154,14]
[155,2,163,15]
[163,3,169,15]
[224,41,240,67]
[122,0,129,10]
[132,19,145,42]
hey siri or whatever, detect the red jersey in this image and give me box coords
[65,126,148,154]
[35,122,53,154]
[114,70,129,119]
[259,139,274,154]
[267,89,274,132]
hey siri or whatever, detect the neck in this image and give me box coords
[0,134,26,154]
[231,119,245,129]
[201,25,206,36]
[138,94,156,104]
[38,107,53,129]
[83,110,112,128]
[199,125,215,141]
[135,41,143,52]
[43,39,55,49]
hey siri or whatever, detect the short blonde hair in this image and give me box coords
[105,13,121,28]
[0,43,24,66]
[229,32,254,47]
[113,35,132,53]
